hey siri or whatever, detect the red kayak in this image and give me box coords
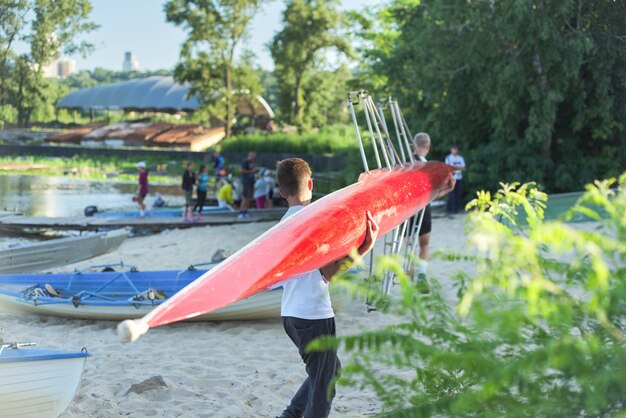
[118,161,454,341]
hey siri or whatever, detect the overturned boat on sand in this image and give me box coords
[0,229,128,274]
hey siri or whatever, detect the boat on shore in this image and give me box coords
[0,342,89,418]
[88,204,228,218]
[0,229,128,274]
[89,206,284,219]
[0,264,349,321]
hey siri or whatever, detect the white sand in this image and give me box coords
[1,215,471,418]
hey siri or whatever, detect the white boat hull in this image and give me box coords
[0,288,350,321]
[0,354,86,418]
[0,229,128,274]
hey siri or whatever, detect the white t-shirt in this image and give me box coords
[263,175,274,195]
[445,154,465,180]
[278,205,334,320]
[253,178,269,199]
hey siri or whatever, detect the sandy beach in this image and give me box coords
[1,214,471,417]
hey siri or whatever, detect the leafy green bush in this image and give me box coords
[319,173,626,417]
[220,125,358,156]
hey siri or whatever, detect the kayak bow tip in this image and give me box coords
[117,319,149,343]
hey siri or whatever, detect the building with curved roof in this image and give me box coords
[56,76,274,118]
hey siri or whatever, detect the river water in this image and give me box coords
[0,174,185,217]
[0,174,186,247]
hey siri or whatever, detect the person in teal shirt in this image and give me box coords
[193,164,209,217]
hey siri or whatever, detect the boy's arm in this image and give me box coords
[436,175,456,199]
[319,211,379,283]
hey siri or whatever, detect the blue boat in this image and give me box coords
[0,263,351,321]
[91,205,229,218]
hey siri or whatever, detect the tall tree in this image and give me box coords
[0,0,27,105]
[301,64,352,128]
[270,0,352,127]
[361,0,626,193]
[165,0,262,138]
[0,0,95,127]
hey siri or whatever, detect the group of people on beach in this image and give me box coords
[180,162,211,221]
[132,150,279,221]
[236,151,277,219]
[180,152,277,221]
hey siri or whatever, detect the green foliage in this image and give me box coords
[360,0,626,193]
[258,69,279,113]
[220,125,367,189]
[63,68,174,90]
[165,0,263,138]
[0,105,16,128]
[270,0,353,129]
[0,0,96,127]
[300,65,352,129]
[29,0,97,64]
[221,125,357,155]
[321,174,626,416]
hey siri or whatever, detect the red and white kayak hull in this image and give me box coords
[135,161,454,330]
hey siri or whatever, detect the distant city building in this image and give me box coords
[42,61,58,78]
[122,51,140,72]
[57,59,76,78]
[42,58,77,79]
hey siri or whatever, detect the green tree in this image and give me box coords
[270,0,352,128]
[316,175,626,416]
[361,0,626,194]
[300,64,352,128]
[0,0,27,105]
[0,0,95,127]
[63,68,174,90]
[165,0,263,138]
[258,68,278,113]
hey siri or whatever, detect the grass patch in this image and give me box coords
[220,125,359,156]
[0,155,181,184]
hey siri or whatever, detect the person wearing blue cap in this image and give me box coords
[444,144,466,216]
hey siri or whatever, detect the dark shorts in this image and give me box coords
[406,204,432,237]
[242,181,254,199]
[184,190,193,206]
[419,204,432,236]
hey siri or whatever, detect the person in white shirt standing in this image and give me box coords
[444,144,466,216]
[275,158,379,418]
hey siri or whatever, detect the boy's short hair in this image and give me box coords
[276,158,312,197]
[414,132,431,148]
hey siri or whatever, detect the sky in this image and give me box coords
[63,0,383,72]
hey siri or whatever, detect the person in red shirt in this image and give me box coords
[134,162,149,217]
